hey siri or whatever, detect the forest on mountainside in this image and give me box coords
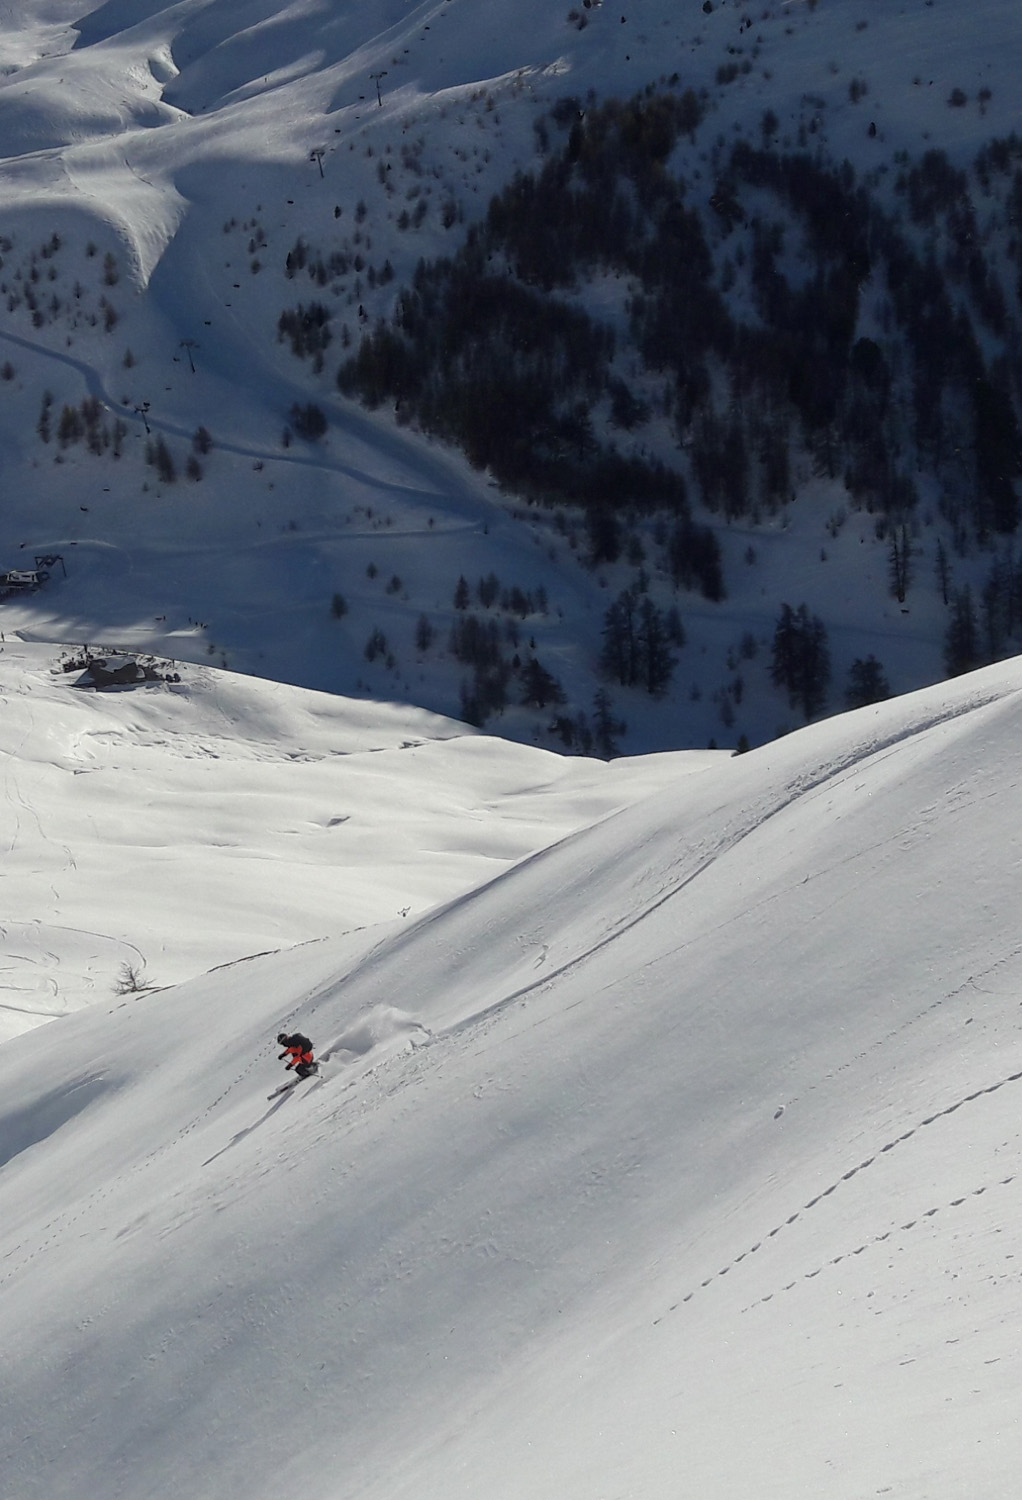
[331,83,1022,684]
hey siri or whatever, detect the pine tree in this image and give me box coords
[637,597,676,697]
[153,436,176,483]
[934,538,951,606]
[586,505,622,565]
[521,656,565,710]
[599,589,639,686]
[771,603,830,719]
[972,376,1021,536]
[477,571,500,608]
[889,524,912,603]
[943,586,979,675]
[846,655,890,708]
[592,688,625,758]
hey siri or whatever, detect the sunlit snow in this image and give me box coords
[4,654,1022,1498]
[3,1,1022,1497]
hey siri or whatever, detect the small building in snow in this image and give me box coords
[77,656,146,689]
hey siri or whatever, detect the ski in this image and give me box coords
[267,1068,320,1100]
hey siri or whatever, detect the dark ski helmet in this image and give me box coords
[276,1032,289,1045]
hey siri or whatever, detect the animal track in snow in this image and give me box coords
[741,1172,1017,1312]
[652,1061,1022,1325]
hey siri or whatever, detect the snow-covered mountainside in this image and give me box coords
[3,657,1022,1498]
[1,0,1020,752]
[0,632,685,1040]
[4,6,1022,1495]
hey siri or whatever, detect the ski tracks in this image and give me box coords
[0,324,449,503]
[435,693,1021,1054]
[652,1061,1022,1326]
[0,967,330,1288]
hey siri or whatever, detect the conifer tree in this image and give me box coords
[846,655,890,709]
[943,586,980,676]
[771,603,831,719]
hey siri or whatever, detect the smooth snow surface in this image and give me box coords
[0,634,685,1038]
[3,657,1022,1497]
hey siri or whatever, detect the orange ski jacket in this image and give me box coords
[279,1036,314,1069]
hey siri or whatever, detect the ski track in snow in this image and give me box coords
[4,1,1022,1487]
[407,682,1022,1049]
[3,655,1022,1498]
[0,324,458,507]
[140,674,1022,1215]
[4,672,1018,1300]
[0,976,424,1289]
[775,944,1022,1118]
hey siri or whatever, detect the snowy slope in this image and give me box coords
[0,633,686,1039]
[4,4,1022,1492]
[0,0,1020,751]
[3,657,1022,1498]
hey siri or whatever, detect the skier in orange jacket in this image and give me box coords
[276,1031,318,1079]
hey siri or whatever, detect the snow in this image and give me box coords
[0,0,1019,752]
[3,650,1022,1497]
[3,1,1022,1495]
[0,633,686,1038]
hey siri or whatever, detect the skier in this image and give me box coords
[276,1031,318,1079]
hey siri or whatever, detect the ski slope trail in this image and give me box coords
[0,320,491,512]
